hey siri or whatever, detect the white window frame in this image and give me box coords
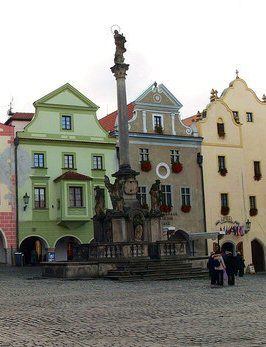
[152,114,164,130]
[139,148,149,162]
[161,184,173,206]
[137,186,148,206]
[180,187,191,206]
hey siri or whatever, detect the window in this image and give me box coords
[218,156,226,170]
[170,149,179,164]
[92,155,103,170]
[254,161,261,178]
[64,154,74,169]
[217,122,225,137]
[221,193,228,207]
[69,187,83,207]
[161,185,172,206]
[34,187,46,208]
[249,196,256,209]
[233,111,240,123]
[153,115,162,128]
[34,153,44,168]
[137,186,147,206]
[246,112,253,122]
[62,115,72,130]
[181,187,191,206]
[139,148,149,162]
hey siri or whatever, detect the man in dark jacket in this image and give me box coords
[236,252,245,277]
[207,252,216,286]
[225,252,237,285]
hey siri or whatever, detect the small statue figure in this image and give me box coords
[104,175,124,212]
[149,180,162,212]
[134,224,143,242]
[94,186,105,216]
[114,29,126,64]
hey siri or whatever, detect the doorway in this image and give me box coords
[0,230,7,263]
[251,239,265,272]
[54,236,81,261]
[20,237,48,265]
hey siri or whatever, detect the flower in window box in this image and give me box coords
[254,174,262,181]
[172,162,183,173]
[140,160,152,172]
[219,168,228,176]
[154,125,163,134]
[181,205,191,213]
[249,208,258,216]
[160,204,172,213]
[221,206,230,216]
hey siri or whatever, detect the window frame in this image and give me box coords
[152,114,164,130]
[249,196,257,209]
[69,186,83,208]
[254,161,261,176]
[92,155,103,170]
[221,193,229,208]
[180,187,191,206]
[139,148,149,162]
[33,152,45,168]
[64,154,75,169]
[218,155,226,170]
[161,184,172,206]
[246,112,253,122]
[137,186,147,206]
[170,149,179,164]
[34,187,46,209]
[61,114,73,131]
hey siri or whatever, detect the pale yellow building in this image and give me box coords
[195,75,266,271]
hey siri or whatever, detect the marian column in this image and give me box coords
[111,30,137,178]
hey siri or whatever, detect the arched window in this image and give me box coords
[217,118,225,137]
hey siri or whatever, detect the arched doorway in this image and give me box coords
[221,241,235,255]
[20,236,48,265]
[251,239,265,272]
[0,230,7,263]
[54,236,81,261]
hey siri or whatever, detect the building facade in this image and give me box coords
[100,82,206,255]
[0,122,16,264]
[16,83,116,263]
[196,76,266,271]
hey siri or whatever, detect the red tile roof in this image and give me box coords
[54,171,92,183]
[182,115,198,126]
[99,102,135,132]
[5,112,34,125]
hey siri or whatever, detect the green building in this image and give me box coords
[16,83,116,262]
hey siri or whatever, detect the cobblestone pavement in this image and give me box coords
[0,266,265,347]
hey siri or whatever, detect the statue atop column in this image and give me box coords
[149,180,162,213]
[114,30,126,64]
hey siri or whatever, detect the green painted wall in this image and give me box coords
[17,83,116,248]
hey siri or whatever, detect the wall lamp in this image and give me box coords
[23,193,30,211]
[245,219,251,233]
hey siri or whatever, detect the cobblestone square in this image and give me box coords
[0,266,265,347]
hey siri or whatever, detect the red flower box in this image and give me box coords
[160,204,172,213]
[181,205,191,213]
[221,206,230,216]
[254,174,262,181]
[249,208,258,216]
[141,161,152,172]
[172,162,183,173]
[219,168,228,176]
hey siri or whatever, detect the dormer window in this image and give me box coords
[62,115,72,130]
[217,118,225,137]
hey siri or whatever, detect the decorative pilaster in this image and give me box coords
[171,113,176,135]
[142,110,147,133]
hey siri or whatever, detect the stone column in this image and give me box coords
[111,63,130,170]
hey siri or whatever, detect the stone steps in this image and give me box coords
[104,258,208,281]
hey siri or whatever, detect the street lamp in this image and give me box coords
[23,193,30,211]
[245,219,251,233]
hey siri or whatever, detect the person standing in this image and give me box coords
[213,251,226,286]
[225,251,237,285]
[236,252,245,277]
[207,252,216,286]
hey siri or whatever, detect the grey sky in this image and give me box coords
[0,0,265,123]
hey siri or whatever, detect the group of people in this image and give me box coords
[207,250,245,287]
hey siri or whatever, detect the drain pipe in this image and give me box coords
[14,137,19,251]
[197,152,208,256]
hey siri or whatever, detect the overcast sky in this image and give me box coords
[0,0,265,123]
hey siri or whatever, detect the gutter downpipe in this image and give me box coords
[14,137,19,251]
